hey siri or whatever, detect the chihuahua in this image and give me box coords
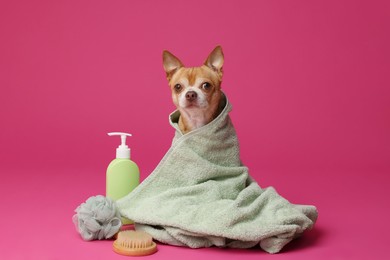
[162,46,225,134]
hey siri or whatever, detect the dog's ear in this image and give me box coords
[163,50,183,81]
[204,46,224,76]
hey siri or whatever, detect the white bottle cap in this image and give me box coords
[107,132,132,159]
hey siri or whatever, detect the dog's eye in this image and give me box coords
[174,84,182,92]
[202,82,211,90]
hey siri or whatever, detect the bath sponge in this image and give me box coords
[73,195,122,241]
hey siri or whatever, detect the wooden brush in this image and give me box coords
[113,230,157,256]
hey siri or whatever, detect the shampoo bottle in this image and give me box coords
[106,132,140,225]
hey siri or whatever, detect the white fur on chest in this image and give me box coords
[179,107,210,129]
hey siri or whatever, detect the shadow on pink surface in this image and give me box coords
[283,227,324,253]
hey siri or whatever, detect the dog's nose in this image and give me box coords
[185,91,197,101]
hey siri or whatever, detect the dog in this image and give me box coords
[162,46,225,134]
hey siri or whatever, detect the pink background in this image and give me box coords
[1,0,389,259]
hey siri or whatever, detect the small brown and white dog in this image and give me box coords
[162,46,225,134]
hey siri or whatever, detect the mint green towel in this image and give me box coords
[116,93,317,253]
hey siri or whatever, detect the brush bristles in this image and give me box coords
[118,231,153,248]
[113,230,157,256]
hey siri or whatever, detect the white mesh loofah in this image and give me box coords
[73,195,122,241]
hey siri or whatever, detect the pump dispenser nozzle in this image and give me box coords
[108,132,132,159]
